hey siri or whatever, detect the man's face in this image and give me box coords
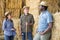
[39,5,45,11]
[24,8,29,14]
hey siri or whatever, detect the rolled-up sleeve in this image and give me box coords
[47,13,53,23]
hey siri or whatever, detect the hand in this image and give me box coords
[40,31,45,35]
[11,28,15,31]
[26,22,30,26]
[26,22,28,26]
[26,22,31,26]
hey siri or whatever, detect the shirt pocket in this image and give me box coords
[27,17,32,23]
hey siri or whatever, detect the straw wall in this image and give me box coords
[51,12,60,40]
[0,0,5,34]
[12,18,22,40]
[6,0,22,18]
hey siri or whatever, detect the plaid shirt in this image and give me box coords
[20,13,35,32]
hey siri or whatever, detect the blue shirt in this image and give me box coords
[2,19,16,36]
[37,10,53,32]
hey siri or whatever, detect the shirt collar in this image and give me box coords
[41,10,48,14]
[24,13,29,16]
[6,19,11,21]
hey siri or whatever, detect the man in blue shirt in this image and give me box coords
[33,1,53,40]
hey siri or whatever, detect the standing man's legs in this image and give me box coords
[22,32,26,40]
[33,32,40,40]
[40,32,51,40]
[28,32,33,40]
[33,32,51,40]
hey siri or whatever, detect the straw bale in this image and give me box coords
[12,18,22,40]
[6,0,22,8]
[51,12,60,40]
[6,8,20,18]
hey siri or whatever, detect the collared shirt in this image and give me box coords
[37,10,53,32]
[20,13,35,32]
[2,19,16,36]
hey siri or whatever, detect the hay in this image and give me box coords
[0,18,4,35]
[5,0,22,18]
[51,12,60,40]
[6,8,20,18]
[0,0,5,17]
[6,0,22,8]
[12,18,22,40]
[0,19,2,33]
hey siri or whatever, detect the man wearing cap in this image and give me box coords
[20,6,35,40]
[33,1,53,40]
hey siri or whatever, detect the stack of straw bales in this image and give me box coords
[12,18,22,40]
[6,0,22,8]
[0,0,4,34]
[6,0,22,18]
[51,12,60,40]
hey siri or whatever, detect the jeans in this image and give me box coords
[22,32,33,40]
[4,35,14,40]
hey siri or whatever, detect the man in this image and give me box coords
[20,6,35,40]
[33,1,53,40]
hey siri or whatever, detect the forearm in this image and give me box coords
[44,22,52,33]
[29,23,33,25]
[44,26,51,33]
[29,21,34,26]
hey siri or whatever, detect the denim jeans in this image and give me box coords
[22,32,33,40]
[4,35,14,40]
